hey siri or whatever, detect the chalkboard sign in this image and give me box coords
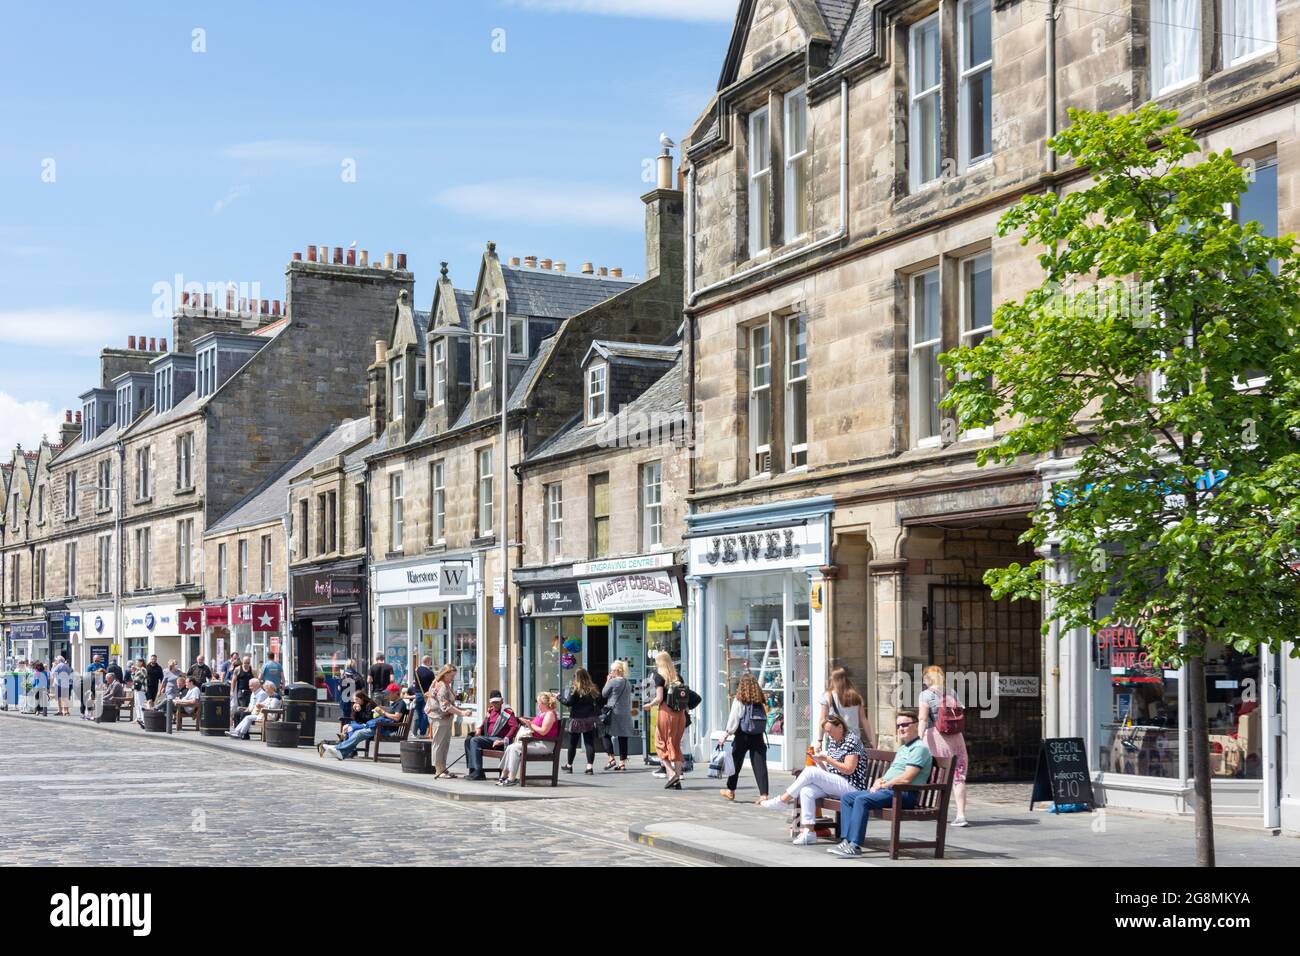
[1029,737,1097,811]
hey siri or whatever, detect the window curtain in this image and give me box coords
[1151,0,1200,92]
[1226,0,1277,64]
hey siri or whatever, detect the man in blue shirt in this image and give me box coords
[830,707,933,859]
[259,652,284,693]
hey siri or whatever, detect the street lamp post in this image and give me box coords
[439,292,510,701]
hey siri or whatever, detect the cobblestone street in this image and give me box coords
[0,717,699,867]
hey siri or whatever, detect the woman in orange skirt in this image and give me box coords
[652,650,687,790]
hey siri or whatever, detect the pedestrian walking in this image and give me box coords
[560,668,603,775]
[130,658,148,720]
[412,655,435,737]
[161,660,182,700]
[51,656,72,716]
[817,667,873,750]
[601,660,633,771]
[367,654,394,700]
[259,652,283,692]
[918,665,970,827]
[230,656,255,708]
[651,651,689,790]
[30,663,49,716]
[187,655,212,688]
[717,673,770,803]
[497,693,560,787]
[427,665,470,778]
[106,658,124,683]
[762,714,869,845]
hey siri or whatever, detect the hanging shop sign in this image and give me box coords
[251,601,282,633]
[578,570,681,614]
[688,523,825,575]
[203,604,229,626]
[178,609,203,637]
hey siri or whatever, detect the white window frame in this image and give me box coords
[65,541,77,598]
[910,268,944,448]
[431,460,447,544]
[37,485,45,524]
[546,482,564,563]
[65,470,79,519]
[958,0,993,170]
[261,534,272,591]
[477,318,494,389]
[391,358,405,421]
[749,324,772,475]
[641,462,663,551]
[1150,0,1201,96]
[587,364,607,424]
[177,518,193,585]
[135,447,152,501]
[958,251,995,440]
[97,460,112,511]
[217,542,227,597]
[97,535,112,595]
[1221,0,1277,69]
[909,14,942,191]
[390,472,404,553]
[748,105,772,255]
[783,87,809,244]
[786,314,808,468]
[177,432,193,490]
[477,447,494,538]
[35,549,46,600]
[237,538,248,594]
[432,340,447,407]
[415,360,427,398]
[135,526,151,591]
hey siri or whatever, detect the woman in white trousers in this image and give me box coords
[762,715,871,845]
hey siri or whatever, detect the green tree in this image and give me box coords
[942,105,1300,867]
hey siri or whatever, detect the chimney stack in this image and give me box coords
[540,258,552,270]
[160,338,167,352]
[65,409,72,423]
[509,257,521,267]
[346,247,356,266]
[598,267,608,277]
[524,255,538,268]
[554,261,566,272]
[396,252,407,271]
[292,251,303,262]
[383,252,394,270]
[149,337,156,351]
[203,293,212,310]
[360,250,369,267]
[307,245,317,262]
[272,300,281,316]
[128,335,136,349]
[333,246,343,265]
[581,262,594,275]
[656,150,673,191]
[610,268,623,278]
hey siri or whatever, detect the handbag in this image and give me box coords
[707,743,727,778]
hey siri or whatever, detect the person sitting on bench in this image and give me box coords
[319,694,408,760]
[174,677,201,728]
[339,689,378,736]
[497,692,559,787]
[761,714,870,845]
[95,672,126,720]
[829,708,933,859]
[230,678,265,726]
[465,690,519,781]
[228,682,280,739]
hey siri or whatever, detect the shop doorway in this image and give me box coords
[927,581,1041,781]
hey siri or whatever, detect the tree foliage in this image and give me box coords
[942,105,1300,666]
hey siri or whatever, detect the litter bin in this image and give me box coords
[141,709,168,733]
[200,681,231,736]
[265,720,300,748]
[284,682,317,744]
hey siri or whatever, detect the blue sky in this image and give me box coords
[0,0,736,450]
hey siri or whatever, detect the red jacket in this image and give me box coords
[479,705,519,741]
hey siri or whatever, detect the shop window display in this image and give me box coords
[534,616,583,696]
[313,621,349,702]
[1203,640,1261,780]
[382,607,409,689]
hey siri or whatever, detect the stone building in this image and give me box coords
[679,0,1298,831]
[0,247,412,675]
[514,347,689,752]
[364,169,684,716]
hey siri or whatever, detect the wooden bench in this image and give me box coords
[804,749,955,859]
[480,730,562,787]
[247,706,284,741]
[363,707,413,762]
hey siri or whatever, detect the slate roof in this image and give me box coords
[454,290,474,321]
[827,0,873,69]
[527,357,685,464]
[413,309,430,355]
[586,341,681,365]
[508,332,560,412]
[501,265,636,319]
[206,417,372,536]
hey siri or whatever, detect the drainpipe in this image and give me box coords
[1046,1,1058,177]
[1044,0,1060,739]
[687,77,850,305]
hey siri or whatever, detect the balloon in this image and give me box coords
[561,653,576,670]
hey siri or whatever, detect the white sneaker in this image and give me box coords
[760,797,788,811]
[325,746,343,760]
[652,769,667,778]
[826,840,850,855]
[791,830,818,846]
[952,816,969,827]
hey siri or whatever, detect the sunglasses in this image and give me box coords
[895,721,915,728]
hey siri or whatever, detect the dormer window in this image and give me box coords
[415,360,426,398]
[116,386,130,428]
[196,347,217,398]
[477,318,494,388]
[509,316,527,357]
[432,340,447,406]
[586,363,607,423]
[391,358,405,421]
[155,367,173,414]
[82,403,95,442]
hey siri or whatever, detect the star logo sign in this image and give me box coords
[183,616,198,632]
[257,611,274,629]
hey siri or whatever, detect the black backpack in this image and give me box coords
[665,680,692,712]
[739,701,766,735]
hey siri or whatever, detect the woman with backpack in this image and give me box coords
[761,714,869,845]
[717,673,770,803]
[918,664,969,827]
[560,668,604,774]
[651,650,688,790]
[818,667,873,750]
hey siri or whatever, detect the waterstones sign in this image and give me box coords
[577,571,681,614]
[375,561,473,599]
[688,523,825,575]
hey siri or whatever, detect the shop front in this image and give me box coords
[686,498,833,771]
[371,554,481,720]
[123,603,183,667]
[8,620,49,667]
[66,607,114,671]
[290,562,367,705]
[517,552,685,757]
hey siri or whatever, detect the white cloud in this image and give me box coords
[0,308,141,353]
[0,391,63,452]
[212,184,251,215]
[505,0,737,21]
[221,139,348,167]
[434,178,643,230]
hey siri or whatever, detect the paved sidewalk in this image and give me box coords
[5,710,1295,867]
